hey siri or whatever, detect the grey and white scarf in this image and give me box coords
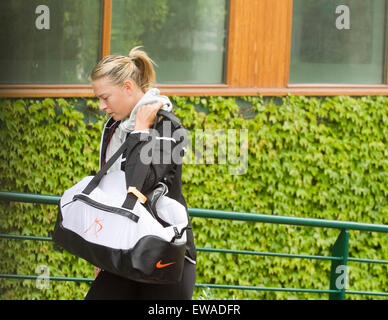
[105,88,173,173]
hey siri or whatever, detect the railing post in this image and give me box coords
[329,229,349,300]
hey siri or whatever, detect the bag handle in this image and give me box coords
[121,109,184,210]
[120,110,169,210]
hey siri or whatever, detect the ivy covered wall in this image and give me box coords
[0,95,387,299]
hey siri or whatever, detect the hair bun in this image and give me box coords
[91,46,155,92]
[128,46,142,59]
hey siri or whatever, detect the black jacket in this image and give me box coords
[99,111,196,263]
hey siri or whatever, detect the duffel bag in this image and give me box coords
[53,112,188,284]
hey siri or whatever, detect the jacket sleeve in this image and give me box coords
[125,120,187,194]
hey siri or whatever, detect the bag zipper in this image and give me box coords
[71,194,139,223]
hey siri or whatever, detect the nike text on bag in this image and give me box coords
[53,111,188,284]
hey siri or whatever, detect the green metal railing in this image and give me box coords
[1,191,387,300]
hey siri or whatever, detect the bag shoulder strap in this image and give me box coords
[122,109,184,210]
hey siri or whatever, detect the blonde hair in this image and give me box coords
[91,46,156,92]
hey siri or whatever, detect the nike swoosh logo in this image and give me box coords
[156,260,176,269]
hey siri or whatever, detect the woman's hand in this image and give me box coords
[94,266,101,278]
[134,101,163,131]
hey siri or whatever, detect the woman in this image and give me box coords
[85,47,196,300]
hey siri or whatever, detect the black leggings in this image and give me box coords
[85,259,196,300]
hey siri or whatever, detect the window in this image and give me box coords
[1,0,387,97]
[290,0,387,84]
[110,0,229,84]
[0,0,102,84]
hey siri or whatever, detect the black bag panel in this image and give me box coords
[130,235,186,282]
